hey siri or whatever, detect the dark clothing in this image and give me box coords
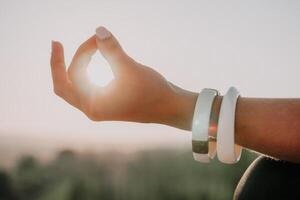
[234,156,300,200]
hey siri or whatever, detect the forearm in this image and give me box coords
[235,97,300,162]
[166,90,300,163]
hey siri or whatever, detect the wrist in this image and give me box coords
[167,88,198,131]
[166,89,223,131]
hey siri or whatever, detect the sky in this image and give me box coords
[0,0,300,152]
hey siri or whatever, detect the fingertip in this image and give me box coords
[94,27,125,62]
[96,26,112,40]
[51,40,65,67]
[52,40,64,50]
[52,40,64,54]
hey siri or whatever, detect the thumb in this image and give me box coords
[95,26,134,76]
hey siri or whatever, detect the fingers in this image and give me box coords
[51,28,136,118]
[68,35,97,92]
[51,41,67,92]
[68,35,100,116]
[51,41,80,107]
[95,26,135,76]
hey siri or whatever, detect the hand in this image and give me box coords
[50,27,197,130]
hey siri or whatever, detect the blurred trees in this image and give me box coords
[0,170,15,199]
[0,149,257,200]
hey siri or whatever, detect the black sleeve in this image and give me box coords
[234,156,300,200]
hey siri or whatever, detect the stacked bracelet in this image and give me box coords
[217,87,242,164]
[192,88,219,163]
[192,87,242,164]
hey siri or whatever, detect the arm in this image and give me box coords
[156,89,300,163]
[235,97,300,162]
[173,94,300,163]
[50,27,300,163]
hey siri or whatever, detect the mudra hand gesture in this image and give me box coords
[51,26,300,163]
[50,26,197,130]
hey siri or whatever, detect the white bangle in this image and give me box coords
[192,88,218,163]
[217,87,242,164]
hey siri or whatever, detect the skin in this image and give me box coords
[50,27,300,163]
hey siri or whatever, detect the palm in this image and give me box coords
[91,63,174,122]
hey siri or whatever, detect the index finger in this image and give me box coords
[67,35,98,104]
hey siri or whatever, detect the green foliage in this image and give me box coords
[0,149,257,200]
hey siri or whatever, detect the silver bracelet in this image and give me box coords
[192,88,219,162]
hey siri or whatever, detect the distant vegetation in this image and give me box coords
[0,149,257,200]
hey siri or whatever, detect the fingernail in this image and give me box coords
[96,26,111,40]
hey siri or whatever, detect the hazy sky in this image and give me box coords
[0,0,300,150]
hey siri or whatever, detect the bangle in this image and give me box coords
[217,87,242,164]
[192,88,219,163]
[207,96,221,160]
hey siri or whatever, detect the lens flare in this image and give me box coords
[87,52,114,87]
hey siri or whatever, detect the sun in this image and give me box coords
[87,52,114,87]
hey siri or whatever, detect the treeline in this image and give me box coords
[0,149,257,200]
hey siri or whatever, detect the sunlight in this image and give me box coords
[87,52,114,87]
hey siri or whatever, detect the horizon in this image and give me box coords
[1,0,300,155]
